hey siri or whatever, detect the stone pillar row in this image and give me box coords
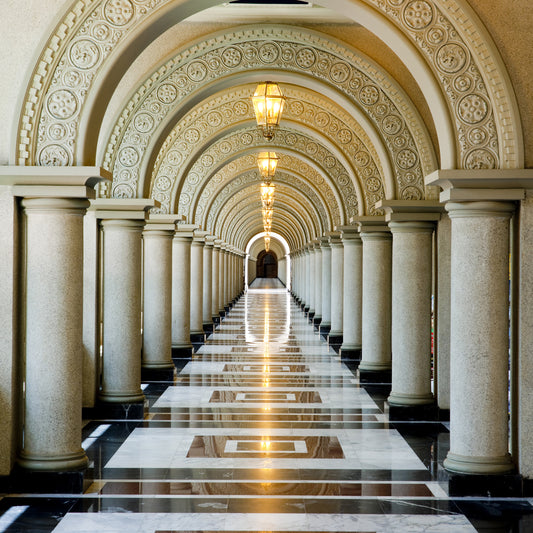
[12,183,246,482]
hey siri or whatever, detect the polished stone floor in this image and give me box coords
[1,278,533,532]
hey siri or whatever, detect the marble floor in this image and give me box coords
[1,278,533,532]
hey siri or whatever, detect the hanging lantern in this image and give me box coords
[264,234,270,252]
[257,152,278,180]
[260,182,275,210]
[251,82,286,141]
[262,208,273,227]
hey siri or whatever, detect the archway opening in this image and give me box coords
[256,250,278,278]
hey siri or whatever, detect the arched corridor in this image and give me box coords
[1,0,533,530]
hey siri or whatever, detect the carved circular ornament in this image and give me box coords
[69,40,100,70]
[458,94,489,124]
[259,42,280,63]
[47,90,78,120]
[38,145,70,166]
[465,148,497,169]
[157,84,177,104]
[113,183,135,198]
[436,43,468,74]
[221,47,242,68]
[103,0,134,26]
[397,149,418,169]
[134,113,155,133]
[295,48,317,68]
[330,62,350,83]
[359,85,380,106]
[403,1,433,30]
[118,146,139,167]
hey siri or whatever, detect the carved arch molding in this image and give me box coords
[17,0,520,174]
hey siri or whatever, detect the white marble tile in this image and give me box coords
[53,513,476,532]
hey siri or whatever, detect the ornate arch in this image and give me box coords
[16,0,521,173]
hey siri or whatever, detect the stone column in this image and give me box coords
[172,224,197,358]
[313,241,323,328]
[19,197,90,473]
[218,244,226,317]
[358,220,392,384]
[308,243,316,320]
[190,231,207,345]
[320,237,332,337]
[223,247,230,312]
[328,233,343,349]
[443,201,515,476]
[340,226,362,362]
[436,213,451,414]
[212,239,222,323]
[303,245,311,312]
[203,236,215,333]
[142,214,181,381]
[93,199,155,418]
[388,221,436,419]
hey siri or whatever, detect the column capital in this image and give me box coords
[193,230,210,244]
[174,223,198,239]
[445,201,516,219]
[0,166,111,199]
[350,215,388,234]
[144,213,184,232]
[312,238,321,249]
[375,200,443,222]
[320,236,331,248]
[337,225,361,243]
[90,198,156,219]
[328,232,342,246]
[214,239,223,248]
[204,235,217,247]
[425,169,533,203]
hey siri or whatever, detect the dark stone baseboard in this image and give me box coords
[92,400,145,420]
[190,332,206,344]
[303,305,310,313]
[359,368,392,388]
[328,334,343,347]
[219,310,226,319]
[224,305,230,313]
[340,347,361,361]
[2,466,87,494]
[438,408,450,421]
[448,472,523,497]
[388,401,438,421]
[203,322,214,334]
[171,346,192,358]
[141,366,175,382]
[319,324,331,340]
[313,316,322,328]
[212,315,221,325]
[172,357,190,372]
[307,311,315,321]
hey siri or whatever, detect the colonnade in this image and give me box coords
[290,188,531,485]
[0,171,245,479]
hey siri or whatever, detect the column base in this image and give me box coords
[141,366,175,382]
[388,401,438,421]
[339,347,361,362]
[312,315,322,327]
[203,322,214,334]
[172,345,193,358]
[17,449,88,473]
[212,315,221,325]
[219,310,226,319]
[224,305,230,313]
[303,305,310,313]
[307,311,315,322]
[8,465,88,494]
[94,400,145,420]
[448,472,522,497]
[444,451,515,476]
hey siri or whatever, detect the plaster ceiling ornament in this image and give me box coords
[214,182,321,245]
[145,87,391,216]
[203,169,330,238]
[196,156,339,231]
[101,29,432,208]
[17,0,520,175]
[160,125,361,221]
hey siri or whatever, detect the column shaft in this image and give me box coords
[190,236,205,340]
[172,234,193,355]
[388,222,435,412]
[359,231,392,379]
[20,198,89,471]
[328,235,343,346]
[203,240,214,331]
[320,240,332,335]
[444,202,514,475]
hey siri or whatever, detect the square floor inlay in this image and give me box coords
[208,390,322,403]
[186,435,344,459]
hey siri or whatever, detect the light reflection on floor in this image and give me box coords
[2,279,533,531]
